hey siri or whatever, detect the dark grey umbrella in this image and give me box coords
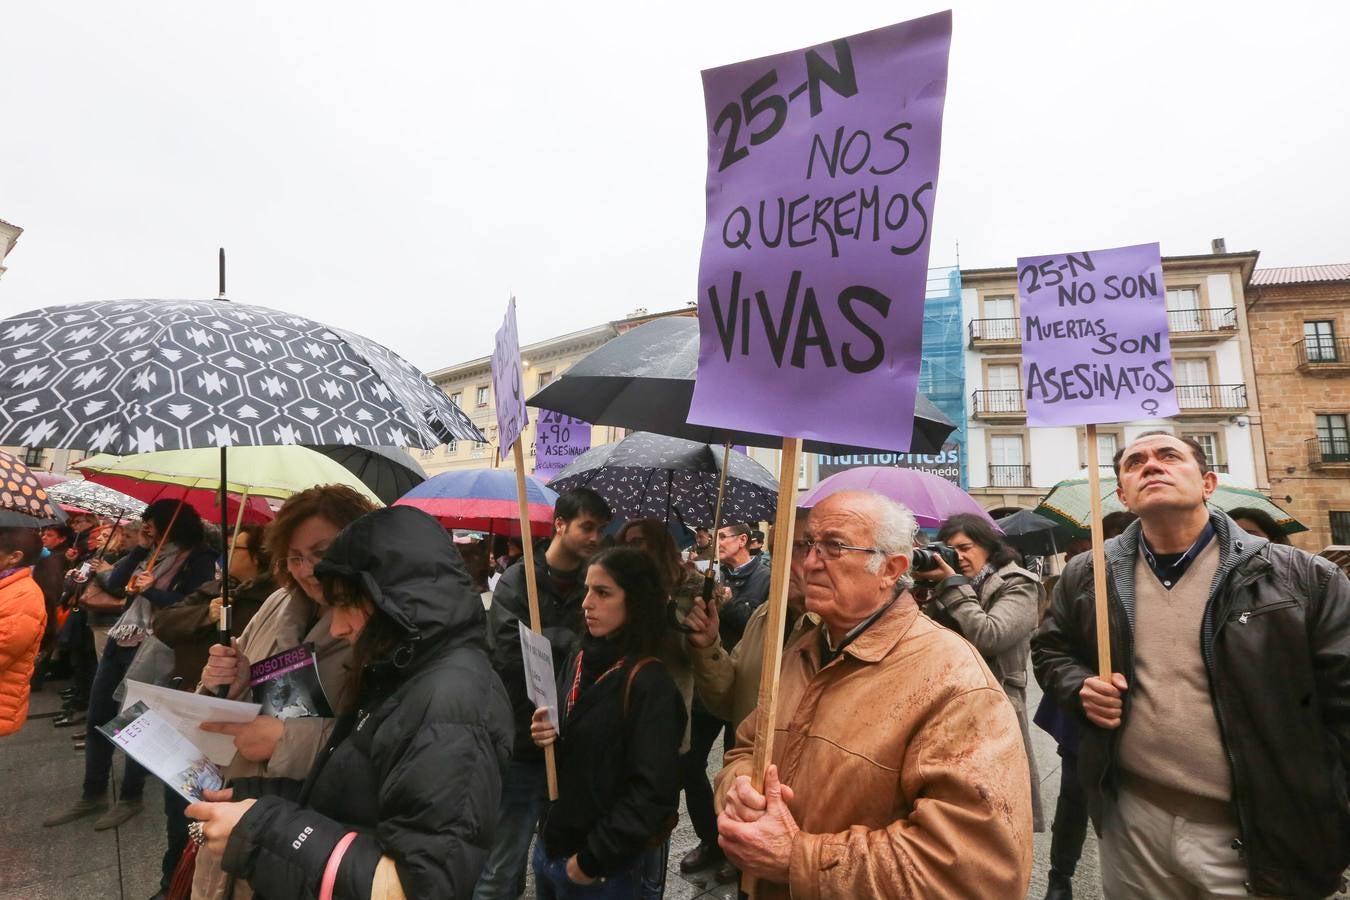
[527,316,956,455]
[549,432,778,527]
[309,444,427,506]
[994,509,1083,557]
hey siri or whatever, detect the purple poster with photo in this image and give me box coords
[688,13,952,452]
[1018,242,1179,427]
[534,410,591,483]
[491,297,528,460]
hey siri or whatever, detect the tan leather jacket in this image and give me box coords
[716,597,1032,899]
[690,600,817,730]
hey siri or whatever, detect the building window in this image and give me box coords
[445,440,457,456]
[1167,286,1203,332]
[537,370,553,389]
[471,443,484,458]
[979,295,1017,340]
[989,434,1028,487]
[1332,511,1350,545]
[1173,357,1214,409]
[1305,321,1338,362]
[476,385,489,408]
[22,447,43,467]
[1317,414,1350,461]
[1182,431,1221,471]
[1078,429,1121,468]
[449,392,462,408]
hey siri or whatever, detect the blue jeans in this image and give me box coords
[83,638,148,800]
[532,840,641,899]
[638,837,670,899]
[473,758,548,900]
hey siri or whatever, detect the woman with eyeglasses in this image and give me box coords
[529,547,686,898]
[190,483,378,900]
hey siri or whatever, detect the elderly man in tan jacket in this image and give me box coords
[715,490,1033,899]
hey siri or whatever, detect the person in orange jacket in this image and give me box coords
[0,527,48,737]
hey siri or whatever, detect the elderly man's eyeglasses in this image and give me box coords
[791,539,882,560]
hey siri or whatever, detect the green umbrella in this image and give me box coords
[1035,472,1306,535]
[75,445,383,514]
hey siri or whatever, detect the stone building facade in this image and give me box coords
[1246,265,1350,551]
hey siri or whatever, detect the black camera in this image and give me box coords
[912,542,959,572]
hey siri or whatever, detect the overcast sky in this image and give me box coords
[2,1,1344,373]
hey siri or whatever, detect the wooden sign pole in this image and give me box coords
[1084,424,1112,677]
[741,436,802,898]
[512,436,559,800]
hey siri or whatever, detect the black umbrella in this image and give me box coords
[549,432,778,527]
[994,509,1083,557]
[0,297,485,683]
[309,444,428,506]
[526,316,956,455]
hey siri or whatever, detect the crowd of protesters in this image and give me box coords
[2,428,1348,899]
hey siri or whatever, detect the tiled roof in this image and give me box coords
[1251,264,1350,286]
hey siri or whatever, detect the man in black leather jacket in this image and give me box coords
[1032,432,1350,898]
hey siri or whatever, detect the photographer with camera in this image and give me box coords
[912,512,1044,832]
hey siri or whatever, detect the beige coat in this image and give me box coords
[690,600,817,731]
[716,598,1032,899]
[191,587,354,900]
[927,561,1045,830]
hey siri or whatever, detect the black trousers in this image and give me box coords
[678,707,729,845]
[1049,752,1088,878]
[162,785,190,890]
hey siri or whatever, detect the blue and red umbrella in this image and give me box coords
[394,468,559,538]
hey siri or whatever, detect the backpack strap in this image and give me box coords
[622,656,660,718]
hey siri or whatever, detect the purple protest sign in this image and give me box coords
[533,410,591,483]
[687,13,951,452]
[491,297,528,460]
[1018,242,1179,427]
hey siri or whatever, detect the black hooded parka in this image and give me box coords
[222,506,514,899]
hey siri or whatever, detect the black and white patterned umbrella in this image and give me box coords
[0,299,485,453]
[44,479,148,520]
[548,432,778,527]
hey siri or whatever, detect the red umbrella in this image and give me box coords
[31,471,68,488]
[393,469,558,538]
[75,471,275,525]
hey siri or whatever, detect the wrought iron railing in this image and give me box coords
[972,389,1025,416]
[1295,336,1348,366]
[968,318,1020,343]
[1309,436,1350,465]
[1174,384,1247,410]
[988,464,1031,487]
[1167,306,1237,334]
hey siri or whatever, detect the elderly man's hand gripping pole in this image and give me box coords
[717,764,799,883]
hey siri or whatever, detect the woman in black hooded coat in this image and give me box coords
[186,506,514,899]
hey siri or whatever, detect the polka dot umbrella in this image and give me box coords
[0,450,67,527]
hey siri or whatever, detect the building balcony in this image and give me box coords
[1167,307,1238,341]
[1308,436,1350,469]
[1173,384,1248,415]
[971,389,1025,421]
[968,318,1020,348]
[1295,337,1350,373]
[988,464,1031,488]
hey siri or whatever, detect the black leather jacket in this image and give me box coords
[1032,510,1350,897]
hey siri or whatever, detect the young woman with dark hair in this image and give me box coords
[185,505,513,899]
[529,546,686,898]
[914,511,1045,832]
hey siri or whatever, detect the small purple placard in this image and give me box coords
[1018,242,1179,427]
[534,410,591,482]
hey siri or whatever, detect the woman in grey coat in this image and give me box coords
[914,512,1045,831]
